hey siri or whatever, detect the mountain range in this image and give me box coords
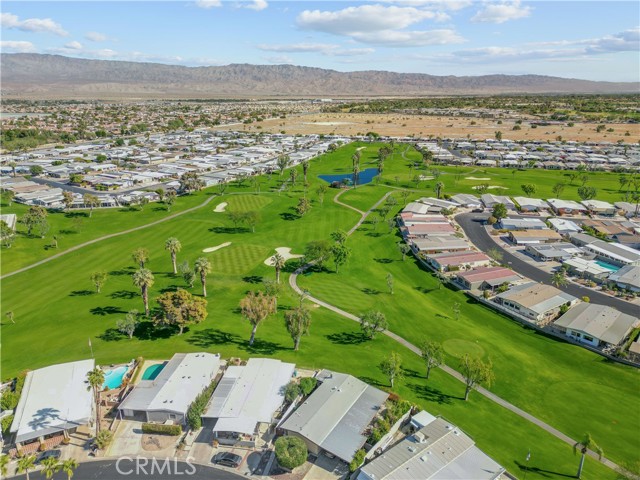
[1,53,637,99]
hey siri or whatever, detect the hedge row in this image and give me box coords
[186,379,217,430]
[141,423,182,436]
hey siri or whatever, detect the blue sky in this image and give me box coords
[1,1,638,81]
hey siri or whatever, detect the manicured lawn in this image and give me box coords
[1,142,637,478]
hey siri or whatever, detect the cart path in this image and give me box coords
[1,195,217,279]
[290,189,624,475]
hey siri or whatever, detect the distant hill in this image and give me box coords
[1,53,637,99]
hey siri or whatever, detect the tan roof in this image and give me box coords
[511,230,562,240]
[501,283,564,308]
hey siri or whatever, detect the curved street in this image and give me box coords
[455,213,638,317]
[10,459,245,480]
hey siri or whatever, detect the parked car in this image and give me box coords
[37,449,61,464]
[212,452,243,468]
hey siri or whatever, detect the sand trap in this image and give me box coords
[420,176,434,181]
[264,247,303,266]
[203,242,231,253]
[356,146,366,151]
[466,177,491,181]
[213,202,227,213]
[471,185,508,190]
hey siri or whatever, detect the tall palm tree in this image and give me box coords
[86,367,105,436]
[165,237,182,274]
[574,433,603,479]
[16,454,36,480]
[132,268,155,315]
[61,458,79,480]
[40,457,61,479]
[271,253,286,284]
[194,257,212,297]
[131,247,149,268]
[301,160,309,184]
[353,163,360,188]
[434,181,445,199]
[551,270,568,288]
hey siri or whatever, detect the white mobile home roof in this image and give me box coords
[280,370,388,463]
[119,353,220,416]
[555,303,639,345]
[203,358,295,435]
[11,359,95,444]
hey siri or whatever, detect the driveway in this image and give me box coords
[455,213,639,317]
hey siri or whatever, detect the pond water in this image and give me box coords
[318,168,379,186]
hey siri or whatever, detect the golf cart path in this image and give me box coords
[291,188,622,475]
[1,195,217,280]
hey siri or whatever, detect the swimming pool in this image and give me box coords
[102,366,128,390]
[318,168,379,186]
[594,260,620,272]
[142,363,165,381]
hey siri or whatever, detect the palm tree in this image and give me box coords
[551,270,568,288]
[132,268,155,315]
[132,247,149,268]
[165,237,182,274]
[16,454,36,480]
[194,257,211,297]
[61,458,79,479]
[271,253,286,284]
[434,181,445,199]
[301,160,310,184]
[86,367,105,436]
[574,433,603,478]
[353,163,360,188]
[40,457,61,479]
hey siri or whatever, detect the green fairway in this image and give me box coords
[1,142,638,478]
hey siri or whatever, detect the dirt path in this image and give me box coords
[289,188,623,475]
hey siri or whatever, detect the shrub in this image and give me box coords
[284,381,301,403]
[186,379,217,430]
[349,448,366,472]
[141,423,182,436]
[299,377,317,396]
[274,436,307,470]
[95,430,113,450]
[0,391,18,411]
[1,415,13,437]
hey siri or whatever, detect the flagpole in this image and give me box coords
[89,337,94,358]
[524,449,531,480]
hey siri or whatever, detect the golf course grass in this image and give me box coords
[1,142,638,479]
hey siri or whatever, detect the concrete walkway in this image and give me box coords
[1,194,217,280]
[289,189,624,476]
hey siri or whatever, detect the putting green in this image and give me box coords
[207,243,270,275]
[227,195,272,212]
[443,338,486,359]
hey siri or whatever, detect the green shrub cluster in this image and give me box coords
[141,423,182,436]
[349,448,366,472]
[368,397,412,445]
[1,371,28,410]
[186,379,217,430]
[275,436,307,470]
[1,415,14,437]
[299,377,317,396]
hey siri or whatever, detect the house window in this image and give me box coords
[169,414,177,419]
[583,336,594,342]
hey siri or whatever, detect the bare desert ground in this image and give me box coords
[217,112,640,143]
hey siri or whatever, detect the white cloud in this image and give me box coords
[1,12,68,36]
[297,5,449,35]
[244,0,268,11]
[471,1,531,24]
[257,43,374,56]
[0,40,37,53]
[85,31,108,42]
[383,0,471,10]
[264,55,293,64]
[351,29,464,47]
[195,0,222,9]
[64,41,83,50]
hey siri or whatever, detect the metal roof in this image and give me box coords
[358,418,504,480]
[280,370,388,463]
[555,303,639,345]
[11,359,94,444]
[119,353,220,416]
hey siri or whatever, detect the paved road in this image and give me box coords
[289,191,624,474]
[1,194,217,280]
[30,176,164,196]
[10,459,245,480]
[455,213,639,317]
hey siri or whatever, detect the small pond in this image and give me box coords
[318,168,379,186]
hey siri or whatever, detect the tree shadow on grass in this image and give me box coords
[279,212,300,221]
[58,229,77,235]
[326,331,368,345]
[514,461,576,479]
[109,290,138,300]
[64,211,89,218]
[98,328,125,342]
[358,376,386,389]
[415,286,437,294]
[187,328,242,348]
[159,285,181,294]
[70,290,94,296]
[240,338,286,355]
[407,382,458,405]
[366,232,384,238]
[134,321,177,340]
[243,275,264,284]
[374,258,393,264]
[362,288,381,295]
[209,226,249,234]
[109,267,135,276]
[90,306,126,316]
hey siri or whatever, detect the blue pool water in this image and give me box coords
[594,260,620,272]
[103,366,128,389]
[142,363,165,381]
[318,168,379,186]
